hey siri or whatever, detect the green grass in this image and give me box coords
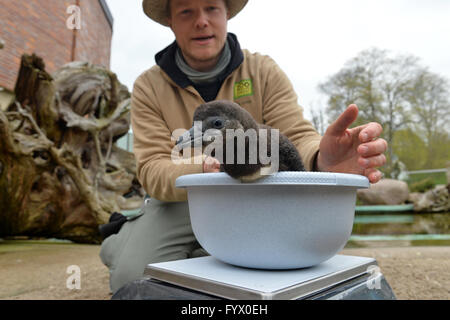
[407,171,447,186]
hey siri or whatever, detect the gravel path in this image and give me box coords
[0,241,448,300]
[341,246,450,300]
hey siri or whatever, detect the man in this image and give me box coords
[100,0,387,293]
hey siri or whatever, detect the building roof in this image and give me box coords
[99,0,114,30]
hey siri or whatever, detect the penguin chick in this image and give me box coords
[176,100,305,181]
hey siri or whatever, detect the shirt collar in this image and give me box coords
[155,33,244,89]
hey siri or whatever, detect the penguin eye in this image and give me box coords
[213,119,224,129]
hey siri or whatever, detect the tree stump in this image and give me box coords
[0,54,143,243]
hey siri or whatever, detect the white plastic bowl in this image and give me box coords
[176,172,369,270]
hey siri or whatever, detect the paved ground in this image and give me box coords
[0,240,449,300]
[0,241,111,300]
[342,246,450,300]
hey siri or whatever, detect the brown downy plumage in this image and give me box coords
[177,100,305,181]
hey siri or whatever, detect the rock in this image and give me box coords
[408,192,422,204]
[357,179,410,205]
[447,167,450,184]
[412,185,450,213]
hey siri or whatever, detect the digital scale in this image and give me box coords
[112,255,396,300]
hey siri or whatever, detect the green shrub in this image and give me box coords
[409,177,436,193]
[407,171,447,185]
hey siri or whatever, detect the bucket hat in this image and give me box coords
[143,0,248,26]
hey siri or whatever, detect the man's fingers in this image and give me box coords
[326,104,359,136]
[358,122,383,143]
[364,168,383,183]
[203,156,221,173]
[358,154,386,169]
[358,138,388,157]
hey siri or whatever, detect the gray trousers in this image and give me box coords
[99,198,208,294]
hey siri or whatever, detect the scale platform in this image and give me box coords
[128,255,396,300]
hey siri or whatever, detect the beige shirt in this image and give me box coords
[131,49,322,202]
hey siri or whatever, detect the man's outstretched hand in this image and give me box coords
[203,155,221,173]
[316,104,387,183]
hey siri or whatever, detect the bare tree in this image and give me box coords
[318,48,449,175]
[308,101,327,136]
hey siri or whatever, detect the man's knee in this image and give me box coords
[109,261,142,294]
[109,247,193,293]
[99,199,197,293]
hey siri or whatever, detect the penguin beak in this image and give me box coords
[176,126,203,148]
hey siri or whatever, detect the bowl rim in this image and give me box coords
[176,172,369,189]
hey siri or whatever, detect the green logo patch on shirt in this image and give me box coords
[234,79,253,99]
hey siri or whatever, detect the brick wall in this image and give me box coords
[0,0,112,91]
[75,0,112,68]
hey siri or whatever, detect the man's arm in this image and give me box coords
[253,55,387,182]
[260,56,322,171]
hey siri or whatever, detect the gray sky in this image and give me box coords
[105,0,450,121]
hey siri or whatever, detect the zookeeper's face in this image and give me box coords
[168,0,229,71]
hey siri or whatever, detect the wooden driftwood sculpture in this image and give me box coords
[0,54,143,243]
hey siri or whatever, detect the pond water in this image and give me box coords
[1,210,448,248]
[347,212,450,247]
